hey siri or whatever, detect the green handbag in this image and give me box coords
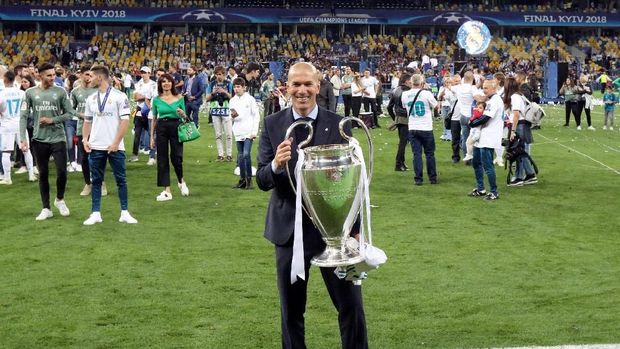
[177,118,201,143]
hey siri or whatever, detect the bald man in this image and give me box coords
[256,62,368,348]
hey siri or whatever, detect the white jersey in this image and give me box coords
[510,94,525,121]
[402,88,438,131]
[84,87,131,151]
[453,83,479,118]
[361,76,378,99]
[0,87,26,130]
[134,79,156,109]
[229,92,260,141]
[475,93,504,150]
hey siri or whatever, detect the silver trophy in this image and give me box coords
[285,117,373,267]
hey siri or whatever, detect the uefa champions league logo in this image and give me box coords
[182,9,226,21]
[432,12,472,24]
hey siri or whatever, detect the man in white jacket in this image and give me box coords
[229,77,260,189]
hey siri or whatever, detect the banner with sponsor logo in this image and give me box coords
[0,6,619,27]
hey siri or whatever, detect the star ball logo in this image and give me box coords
[182,9,226,21]
[432,12,472,24]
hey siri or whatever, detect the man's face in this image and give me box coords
[228,68,236,76]
[39,68,55,88]
[187,67,196,76]
[482,81,496,97]
[248,70,259,79]
[268,74,273,81]
[215,71,225,82]
[287,67,319,115]
[233,84,246,96]
[345,67,352,75]
[156,71,164,80]
[364,70,370,78]
[141,71,150,80]
[82,71,92,86]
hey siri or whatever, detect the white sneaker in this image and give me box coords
[83,212,103,225]
[35,208,53,221]
[80,184,92,196]
[178,181,190,196]
[156,191,172,201]
[54,199,70,216]
[33,166,39,175]
[577,125,582,130]
[462,155,473,162]
[15,167,27,174]
[140,149,150,155]
[603,126,607,130]
[28,174,37,182]
[71,161,79,171]
[0,178,12,185]
[147,158,156,166]
[588,126,596,131]
[67,163,75,173]
[119,210,138,224]
[75,164,83,172]
[495,160,504,167]
[610,127,614,131]
[101,182,108,196]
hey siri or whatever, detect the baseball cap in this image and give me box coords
[140,66,151,74]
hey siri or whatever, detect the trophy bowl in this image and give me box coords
[301,144,365,267]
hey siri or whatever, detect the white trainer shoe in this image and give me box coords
[80,184,92,196]
[147,158,156,166]
[603,126,607,130]
[67,163,75,173]
[54,199,70,216]
[577,125,582,130]
[119,210,138,224]
[15,167,28,174]
[610,127,614,131]
[588,126,596,131]
[156,191,172,201]
[83,212,103,226]
[33,166,39,175]
[0,178,12,185]
[178,181,190,196]
[28,174,37,182]
[75,164,83,172]
[36,208,53,221]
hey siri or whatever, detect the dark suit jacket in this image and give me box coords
[256,106,352,246]
[184,75,205,106]
[317,79,336,112]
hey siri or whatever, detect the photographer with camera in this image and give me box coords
[206,65,234,162]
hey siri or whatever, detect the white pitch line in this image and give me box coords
[493,345,620,349]
[537,133,620,175]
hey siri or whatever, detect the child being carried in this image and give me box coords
[463,101,486,162]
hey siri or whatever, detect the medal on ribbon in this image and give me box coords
[97,86,111,117]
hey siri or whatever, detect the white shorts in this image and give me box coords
[0,127,27,152]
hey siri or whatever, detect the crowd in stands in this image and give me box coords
[5,0,619,11]
[4,29,620,83]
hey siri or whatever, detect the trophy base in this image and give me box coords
[311,246,365,268]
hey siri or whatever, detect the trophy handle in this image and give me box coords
[338,117,373,183]
[284,119,314,194]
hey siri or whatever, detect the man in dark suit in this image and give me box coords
[256,62,368,349]
[183,65,205,127]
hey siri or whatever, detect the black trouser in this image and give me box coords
[155,119,184,187]
[564,101,573,126]
[32,140,67,209]
[351,96,362,118]
[342,94,352,117]
[572,100,584,127]
[395,123,408,167]
[275,221,368,349]
[362,97,379,126]
[375,94,383,114]
[450,120,462,162]
[584,106,592,126]
[132,115,149,156]
[77,136,91,185]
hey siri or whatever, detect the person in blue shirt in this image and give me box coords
[603,85,616,130]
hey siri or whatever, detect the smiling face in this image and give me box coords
[160,77,173,92]
[287,63,319,117]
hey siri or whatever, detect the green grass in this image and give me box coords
[1,105,619,348]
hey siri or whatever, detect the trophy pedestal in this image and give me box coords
[311,241,364,267]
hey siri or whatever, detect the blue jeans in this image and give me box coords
[64,119,78,162]
[515,123,535,179]
[89,150,128,212]
[472,147,497,195]
[186,102,201,127]
[236,139,253,179]
[408,130,437,184]
[460,114,471,158]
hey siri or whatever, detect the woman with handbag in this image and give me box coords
[149,74,190,201]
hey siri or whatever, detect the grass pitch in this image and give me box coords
[1,105,619,348]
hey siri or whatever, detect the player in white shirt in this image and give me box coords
[82,65,137,225]
[0,71,36,184]
[361,69,380,127]
[401,74,439,185]
[449,71,485,161]
[229,77,260,189]
[468,79,504,200]
[130,66,156,163]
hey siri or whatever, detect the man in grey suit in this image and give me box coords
[256,62,368,349]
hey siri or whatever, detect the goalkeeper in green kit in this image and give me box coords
[20,62,76,221]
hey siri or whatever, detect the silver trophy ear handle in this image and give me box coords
[339,117,373,183]
[283,120,314,194]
